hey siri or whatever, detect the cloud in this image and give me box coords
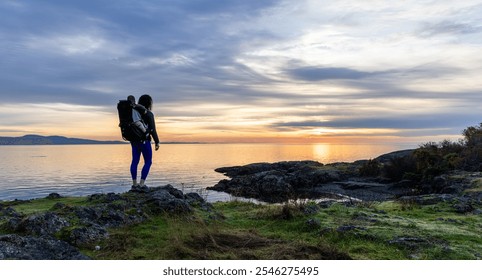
[273,116,479,130]
[26,34,110,55]
[0,0,481,142]
[0,128,31,133]
[176,0,279,14]
[287,66,377,81]
[418,21,482,37]
[0,0,281,105]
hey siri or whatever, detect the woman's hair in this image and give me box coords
[138,94,153,110]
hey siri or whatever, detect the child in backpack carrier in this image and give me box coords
[127,95,149,139]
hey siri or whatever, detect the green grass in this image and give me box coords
[1,195,481,259]
[3,197,89,215]
[208,200,481,259]
[464,178,482,193]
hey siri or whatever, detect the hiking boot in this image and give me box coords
[130,184,141,192]
[130,184,149,193]
[139,185,149,192]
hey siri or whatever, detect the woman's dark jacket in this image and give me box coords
[142,111,159,145]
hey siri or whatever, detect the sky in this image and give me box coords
[0,0,481,144]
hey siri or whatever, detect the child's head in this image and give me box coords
[127,95,136,104]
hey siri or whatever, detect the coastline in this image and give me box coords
[0,143,411,202]
[1,146,481,260]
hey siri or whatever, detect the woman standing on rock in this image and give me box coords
[130,94,160,189]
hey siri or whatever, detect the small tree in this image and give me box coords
[463,122,482,147]
[462,122,482,171]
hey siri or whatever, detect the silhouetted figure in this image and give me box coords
[129,94,160,188]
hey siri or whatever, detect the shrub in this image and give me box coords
[382,155,417,182]
[358,159,381,177]
[354,123,481,190]
[404,122,482,180]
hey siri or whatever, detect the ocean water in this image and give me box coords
[0,143,413,201]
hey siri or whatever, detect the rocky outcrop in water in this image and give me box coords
[210,161,349,202]
[208,160,408,202]
[208,150,482,203]
[0,185,209,260]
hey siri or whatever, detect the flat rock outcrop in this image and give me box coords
[208,150,481,203]
[210,161,347,202]
[0,234,90,260]
[208,160,404,202]
[0,185,209,260]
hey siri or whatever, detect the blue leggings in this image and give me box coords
[130,141,152,180]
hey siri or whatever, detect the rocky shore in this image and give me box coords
[208,149,482,203]
[0,185,209,260]
[1,149,481,260]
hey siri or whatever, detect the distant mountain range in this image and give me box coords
[0,135,205,145]
[0,135,125,145]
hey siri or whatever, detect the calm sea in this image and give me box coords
[0,143,414,202]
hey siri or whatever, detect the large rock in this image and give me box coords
[374,149,415,164]
[73,204,145,228]
[69,224,109,246]
[0,234,90,260]
[0,206,22,220]
[127,184,205,213]
[146,189,192,213]
[397,194,457,205]
[310,180,403,201]
[7,212,70,237]
[210,172,294,203]
[88,192,124,203]
[210,161,358,202]
[184,192,205,204]
[71,185,201,228]
[214,161,324,177]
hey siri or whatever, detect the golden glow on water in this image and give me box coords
[0,143,413,201]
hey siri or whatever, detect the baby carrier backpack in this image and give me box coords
[117,100,149,142]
